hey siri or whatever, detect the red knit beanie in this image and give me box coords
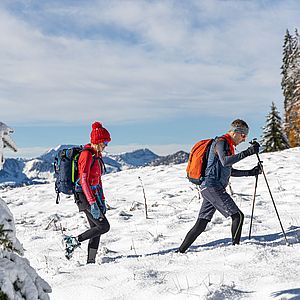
[90,122,111,144]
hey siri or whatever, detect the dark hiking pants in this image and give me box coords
[179,186,244,253]
[199,186,239,219]
[75,192,110,263]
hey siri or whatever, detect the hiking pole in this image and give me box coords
[248,166,259,239]
[249,139,289,245]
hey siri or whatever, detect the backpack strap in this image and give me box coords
[75,148,95,185]
[213,136,232,156]
[82,148,94,156]
[75,148,106,190]
[99,157,107,174]
[82,148,98,170]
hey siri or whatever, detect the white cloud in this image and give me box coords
[0,0,299,126]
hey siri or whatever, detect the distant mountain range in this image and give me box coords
[149,150,189,166]
[0,146,189,187]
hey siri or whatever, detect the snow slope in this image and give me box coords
[2,148,300,299]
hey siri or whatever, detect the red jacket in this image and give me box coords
[77,144,105,204]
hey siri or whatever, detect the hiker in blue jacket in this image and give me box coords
[178,119,262,253]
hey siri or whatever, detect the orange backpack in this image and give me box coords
[186,139,214,185]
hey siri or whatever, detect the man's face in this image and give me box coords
[235,132,247,145]
[231,132,247,146]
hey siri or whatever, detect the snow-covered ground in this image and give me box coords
[0,199,51,299]
[2,148,300,299]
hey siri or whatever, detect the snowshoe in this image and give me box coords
[63,235,81,260]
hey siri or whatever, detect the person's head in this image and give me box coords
[228,119,249,145]
[90,121,111,152]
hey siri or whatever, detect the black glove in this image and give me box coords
[242,141,260,157]
[248,164,263,176]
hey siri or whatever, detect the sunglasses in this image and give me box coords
[103,141,109,146]
[240,133,247,139]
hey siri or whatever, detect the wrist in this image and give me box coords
[242,149,251,157]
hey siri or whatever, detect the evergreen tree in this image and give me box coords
[290,29,300,145]
[261,102,289,153]
[281,28,300,147]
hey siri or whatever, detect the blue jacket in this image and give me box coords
[204,136,250,188]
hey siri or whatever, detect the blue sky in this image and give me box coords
[1,0,299,158]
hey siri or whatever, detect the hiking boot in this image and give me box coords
[87,248,97,264]
[63,235,81,260]
[87,259,96,264]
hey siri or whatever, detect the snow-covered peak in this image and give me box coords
[110,148,159,167]
[0,146,188,186]
[39,144,78,163]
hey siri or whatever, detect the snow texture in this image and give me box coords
[0,198,52,299]
[2,147,300,299]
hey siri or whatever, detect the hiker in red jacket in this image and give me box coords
[178,119,262,253]
[64,121,111,263]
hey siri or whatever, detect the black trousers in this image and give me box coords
[77,209,110,248]
[75,192,110,261]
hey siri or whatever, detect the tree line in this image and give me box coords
[261,28,300,152]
